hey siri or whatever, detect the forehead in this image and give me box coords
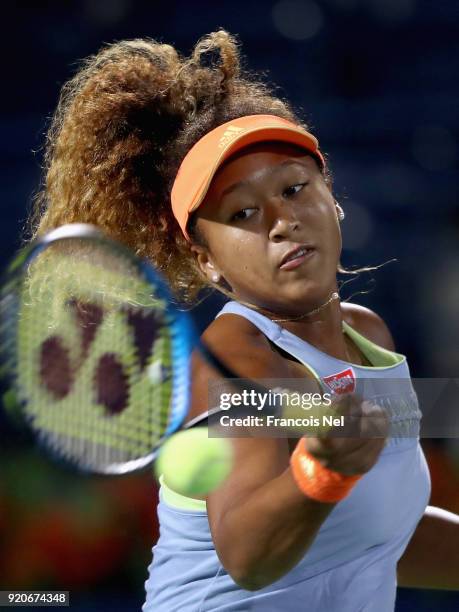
[203,141,319,204]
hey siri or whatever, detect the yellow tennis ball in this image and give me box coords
[155,428,233,496]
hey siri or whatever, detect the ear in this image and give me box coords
[190,244,221,283]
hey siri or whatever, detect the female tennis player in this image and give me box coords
[30,30,458,611]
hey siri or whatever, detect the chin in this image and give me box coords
[282,279,322,302]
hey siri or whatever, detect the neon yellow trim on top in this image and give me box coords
[160,323,405,511]
[342,321,405,369]
[159,475,207,512]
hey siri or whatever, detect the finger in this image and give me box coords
[327,437,386,476]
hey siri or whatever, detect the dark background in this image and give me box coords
[1,1,458,610]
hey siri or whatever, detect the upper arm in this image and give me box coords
[397,506,459,589]
[186,314,319,554]
[341,302,396,352]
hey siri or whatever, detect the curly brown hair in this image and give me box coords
[29,30,321,304]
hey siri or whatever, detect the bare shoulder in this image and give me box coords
[202,311,268,348]
[185,313,290,426]
[200,311,308,377]
[340,302,396,352]
[186,310,320,426]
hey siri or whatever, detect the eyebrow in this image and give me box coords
[219,158,309,199]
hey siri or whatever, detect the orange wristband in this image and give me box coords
[290,439,362,503]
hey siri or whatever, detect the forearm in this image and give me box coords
[397,506,459,590]
[213,466,334,590]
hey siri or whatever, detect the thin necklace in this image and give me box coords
[236,291,340,323]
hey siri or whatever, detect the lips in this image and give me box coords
[279,244,315,268]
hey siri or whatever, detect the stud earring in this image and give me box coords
[211,273,220,283]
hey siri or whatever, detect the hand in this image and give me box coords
[304,395,389,477]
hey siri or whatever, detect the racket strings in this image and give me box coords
[9,236,182,472]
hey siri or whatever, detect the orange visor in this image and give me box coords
[171,114,325,241]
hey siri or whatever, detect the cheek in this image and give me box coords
[316,197,340,234]
[325,217,342,262]
[209,230,268,282]
[309,199,342,263]
[208,225,248,258]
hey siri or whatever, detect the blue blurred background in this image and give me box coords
[1,1,458,610]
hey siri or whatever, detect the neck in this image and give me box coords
[281,299,345,351]
[235,288,354,363]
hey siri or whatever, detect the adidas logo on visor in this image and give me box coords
[218,125,245,149]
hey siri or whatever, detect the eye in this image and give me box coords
[283,183,308,198]
[230,208,257,222]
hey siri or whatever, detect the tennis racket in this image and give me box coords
[0,223,254,475]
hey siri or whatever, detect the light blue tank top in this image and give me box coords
[143,301,431,611]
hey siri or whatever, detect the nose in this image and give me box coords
[267,200,301,242]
